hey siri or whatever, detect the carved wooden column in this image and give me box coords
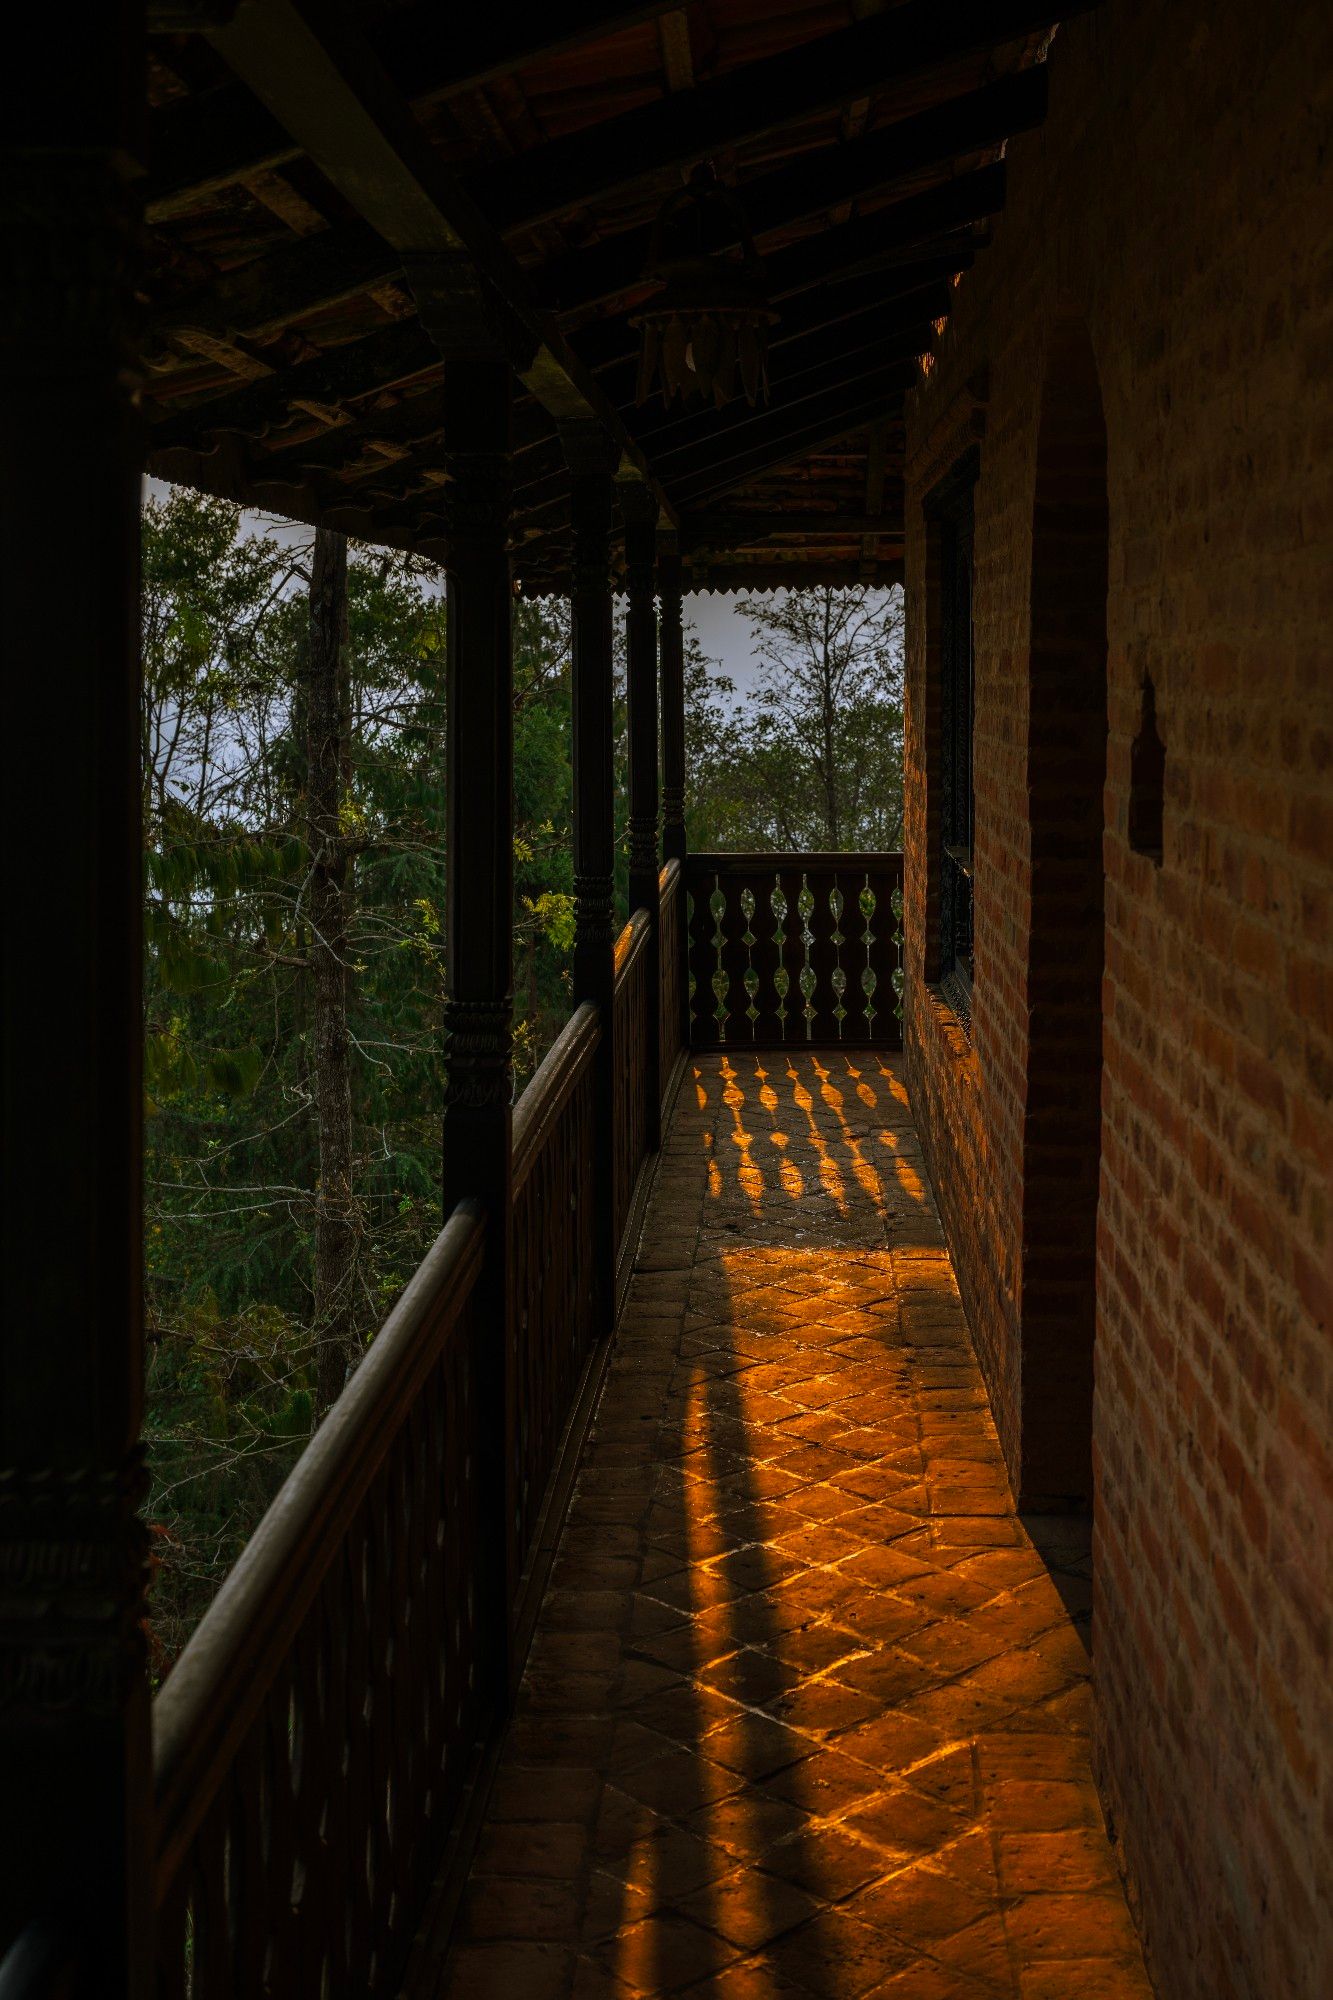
[561,423,620,1331]
[410,259,520,1687]
[658,533,691,1053]
[0,10,152,1991]
[622,483,662,1152]
[658,534,687,867]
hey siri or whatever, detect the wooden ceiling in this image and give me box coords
[143,0,1085,592]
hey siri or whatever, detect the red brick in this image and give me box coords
[899,5,1333,1996]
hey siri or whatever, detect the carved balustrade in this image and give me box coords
[146,841,905,1995]
[685,852,906,1047]
[510,1004,600,1581]
[153,1206,488,1998]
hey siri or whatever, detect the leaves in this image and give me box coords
[141,491,579,1666]
[685,586,905,852]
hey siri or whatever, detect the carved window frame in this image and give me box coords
[924,448,979,1025]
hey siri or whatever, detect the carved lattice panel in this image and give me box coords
[155,1253,487,1999]
[511,1040,597,1580]
[685,854,904,1049]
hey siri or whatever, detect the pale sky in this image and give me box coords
[686,593,763,691]
[146,475,763,690]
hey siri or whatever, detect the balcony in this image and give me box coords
[6,2,1328,1995]
[147,868,1148,1997]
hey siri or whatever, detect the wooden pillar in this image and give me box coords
[622,483,662,1152]
[561,422,620,1331]
[0,7,152,1990]
[410,265,519,1684]
[658,534,691,1053]
[659,534,687,866]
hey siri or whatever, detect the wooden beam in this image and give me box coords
[574,259,958,389]
[532,74,1032,313]
[863,415,892,560]
[666,377,915,502]
[147,321,441,451]
[657,10,694,92]
[636,335,930,464]
[147,222,401,349]
[197,0,673,517]
[758,172,1002,303]
[146,83,1009,387]
[480,4,1069,232]
[683,511,906,548]
[682,557,905,592]
[147,1,687,218]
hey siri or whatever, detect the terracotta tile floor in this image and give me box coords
[440,1052,1154,1999]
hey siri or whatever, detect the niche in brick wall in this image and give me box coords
[1128,673,1166,863]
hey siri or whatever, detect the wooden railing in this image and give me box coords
[659,858,684,1087]
[150,968,644,1997]
[510,1003,599,1580]
[612,904,653,1254]
[148,846,902,1992]
[153,1204,488,1998]
[685,851,906,1047]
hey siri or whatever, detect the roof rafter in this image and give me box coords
[192,0,672,516]
[630,320,935,462]
[480,2,1069,231]
[666,377,916,503]
[574,257,961,387]
[147,85,1013,381]
[147,1,687,218]
[533,78,1030,314]
[682,512,906,549]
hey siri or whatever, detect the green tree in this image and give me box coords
[685,586,905,851]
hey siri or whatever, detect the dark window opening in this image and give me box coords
[928,451,978,1022]
[1128,673,1165,863]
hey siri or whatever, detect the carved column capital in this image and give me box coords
[564,438,616,600]
[442,449,512,549]
[404,252,540,374]
[0,1453,150,1715]
[443,997,513,1112]
[572,876,616,957]
[656,530,683,603]
[558,419,622,481]
[620,482,659,602]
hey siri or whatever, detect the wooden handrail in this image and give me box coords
[613,903,653,981]
[152,1200,486,1893]
[511,1001,600,1192]
[659,856,682,897]
[687,849,905,868]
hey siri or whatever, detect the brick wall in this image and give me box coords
[901,4,1333,1995]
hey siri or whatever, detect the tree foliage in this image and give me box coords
[140,498,904,1669]
[685,585,905,851]
[141,491,575,1665]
